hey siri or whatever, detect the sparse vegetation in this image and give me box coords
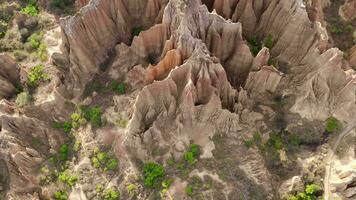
[51,0,74,9]
[37,43,48,61]
[91,149,119,171]
[81,106,103,127]
[127,183,138,196]
[58,144,69,161]
[263,34,274,49]
[287,184,323,200]
[102,187,120,200]
[53,190,68,200]
[58,170,78,187]
[183,144,200,165]
[52,121,72,133]
[27,64,49,87]
[247,37,262,56]
[185,185,193,196]
[70,112,86,129]
[325,117,342,133]
[143,162,165,188]
[132,27,143,37]
[15,91,31,107]
[84,80,127,96]
[116,118,128,128]
[110,81,126,94]
[21,4,39,16]
[243,132,262,149]
[247,35,275,56]
[27,33,43,49]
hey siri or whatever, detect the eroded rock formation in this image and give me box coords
[0,54,20,99]
[1,0,356,199]
[340,0,356,22]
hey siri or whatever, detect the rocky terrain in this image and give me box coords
[0,0,355,200]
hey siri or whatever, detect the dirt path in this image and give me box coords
[323,123,356,200]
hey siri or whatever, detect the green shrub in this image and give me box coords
[73,140,81,152]
[106,158,119,170]
[102,188,120,200]
[91,150,119,171]
[143,162,165,188]
[37,43,48,61]
[287,184,322,200]
[116,118,128,128]
[185,185,193,196]
[28,64,49,87]
[58,144,69,161]
[0,20,8,39]
[58,170,78,187]
[51,0,73,9]
[132,27,143,37]
[54,190,68,200]
[52,121,72,133]
[82,106,102,127]
[127,183,138,196]
[27,32,42,49]
[325,117,342,133]
[266,133,284,150]
[247,37,262,56]
[110,81,126,94]
[263,34,274,49]
[70,112,86,129]
[15,91,31,107]
[21,4,38,16]
[244,140,254,149]
[183,144,200,165]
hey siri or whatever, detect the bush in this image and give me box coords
[106,158,119,170]
[15,91,31,107]
[21,5,38,16]
[70,112,86,129]
[51,0,74,9]
[27,32,42,49]
[28,64,49,87]
[82,106,102,127]
[91,150,119,171]
[247,37,262,56]
[13,50,27,61]
[127,184,138,196]
[0,20,8,39]
[52,121,72,133]
[183,144,200,165]
[58,170,78,187]
[54,190,68,200]
[263,34,274,49]
[109,81,126,94]
[325,117,342,133]
[58,144,69,161]
[102,188,120,200]
[143,162,165,188]
[266,133,284,150]
[185,185,193,196]
[132,27,143,37]
[287,184,323,200]
[37,43,48,61]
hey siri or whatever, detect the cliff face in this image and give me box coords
[0,54,20,99]
[59,0,168,99]
[1,0,356,199]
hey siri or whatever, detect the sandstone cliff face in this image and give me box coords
[59,0,168,99]
[340,0,356,22]
[0,54,20,99]
[1,0,356,199]
[0,100,68,199]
